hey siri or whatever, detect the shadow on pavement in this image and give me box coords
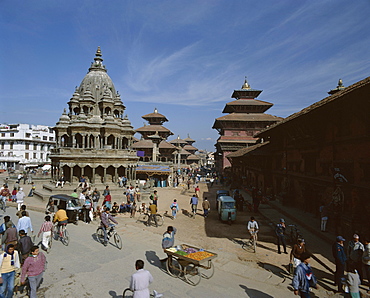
[239,285,274,297]
[108,290,123,298]
[145,250,162,269]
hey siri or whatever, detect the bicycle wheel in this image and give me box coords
[166,257,182,277]
[183,263,201,286]
[155,214,164,226]
[199,260,214,279]
[253,237,256,253]
[96,228,105,244]
[113,233,122,250]
[122,288,134,298]
[61,228,69,246]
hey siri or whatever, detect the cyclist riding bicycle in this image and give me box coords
[53,205,68,237]
[100,207,118,246]
[247,216,259,241]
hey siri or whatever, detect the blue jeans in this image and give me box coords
[0,270,15,298]
[28,272,43,298]
[102,224,115,243]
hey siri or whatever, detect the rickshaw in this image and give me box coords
[216,195,236,225]
[46,194,81,224]
[215,190,229,210]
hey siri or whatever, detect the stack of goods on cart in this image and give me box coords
[169,245,214,261]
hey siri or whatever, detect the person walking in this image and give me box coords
[150,190,158,206]
[347,234,365,282]
[129,259,153,298]
[290,239,306,270]
[332,235,347,293]
[170,199,179,219]
[319,203,328,232]
[0,244,20,298]
[16,188,25,211]
[202,197,210,218]
[17,230,34,265]
[2,222,18,250]
[147,202,158,227]
[345,262,361,298]
[0,186,10,208]
[37,215,53,251]
[275,218,287,254]
[362,237,370,293]
[190,195,198,218]
[20,245,46,298]
[16,211,33,235]
[292,252,319,297]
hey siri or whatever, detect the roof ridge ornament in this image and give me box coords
[242,76,250,90]
[154,107,158,114]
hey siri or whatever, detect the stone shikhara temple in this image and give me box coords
[50,47,138,185]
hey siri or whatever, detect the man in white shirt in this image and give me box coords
[16,211,33,235]
[130,259,153,298]
[247,216,259,241]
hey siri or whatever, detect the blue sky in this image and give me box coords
[1,0,370,151]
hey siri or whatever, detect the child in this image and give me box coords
[37,215,53,251]
[28,182,35,197]
[130,202,137,218]
[11,187,17,202]
[170,199,179,219]
[111,202,119,215]
[345,263,361,298]
[139,202,147,214]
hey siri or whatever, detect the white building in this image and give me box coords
[0,123,55,170]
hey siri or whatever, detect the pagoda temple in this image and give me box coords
[49,47,138,185]
[133,108,176,162]
[213,78,282,171]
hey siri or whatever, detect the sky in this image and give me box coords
[1,0,370,152]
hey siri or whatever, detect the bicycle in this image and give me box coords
[242,229,258,253]
[137,213,164,227]
[96,224,122,250]
[122,288,163,297]
[54,222,69,246]
[288,224,302,245]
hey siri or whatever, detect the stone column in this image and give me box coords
[70,167,73,184]
[72,133,76,148]
[94,136,100,149]
[92,167,95,184]
[103,167,107,184]
[114,167,118,183]
[82,134,86,148]
[81,167,85,177]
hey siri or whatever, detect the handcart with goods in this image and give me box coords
[164,244,217,286]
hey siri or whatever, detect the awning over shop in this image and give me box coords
[136,165,171,175]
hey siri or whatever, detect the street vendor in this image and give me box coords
[160,226,177,263]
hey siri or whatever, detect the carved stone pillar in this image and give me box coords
[103,167,107,184]
[92,167,95,184]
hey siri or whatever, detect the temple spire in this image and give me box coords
[242,76,250,90]
[89,46,106,72]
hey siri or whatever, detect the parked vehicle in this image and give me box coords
[215,190,230,210]
[46,194,81,224]
[216,195,236,225]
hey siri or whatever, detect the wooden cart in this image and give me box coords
[164,244,218,286]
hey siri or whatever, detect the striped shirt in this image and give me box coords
[39,221,53,233]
